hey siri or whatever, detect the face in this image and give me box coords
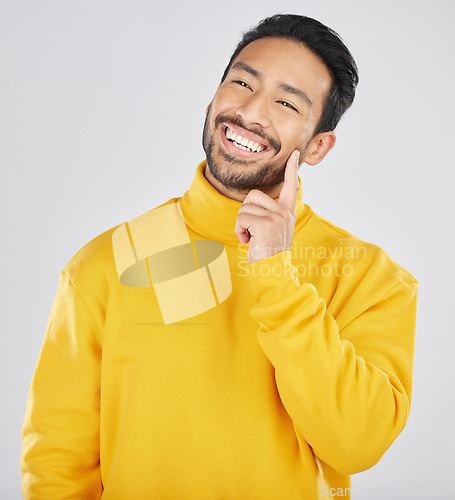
[202,37,333,200]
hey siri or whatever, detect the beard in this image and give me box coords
[202,113,287,193]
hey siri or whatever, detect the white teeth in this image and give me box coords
[225,127,264,153]
[226,128,235,141]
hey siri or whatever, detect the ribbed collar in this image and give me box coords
[178,160,312,246]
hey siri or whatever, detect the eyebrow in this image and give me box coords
[278,83,313,107]
[231,61,261,78]
[230,61,313,107]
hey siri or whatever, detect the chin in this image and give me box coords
[207,150,284,193]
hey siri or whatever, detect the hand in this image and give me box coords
[235,150,300,263]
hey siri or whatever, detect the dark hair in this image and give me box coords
[221,14,359,135]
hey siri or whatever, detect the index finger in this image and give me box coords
[277,149,300,212]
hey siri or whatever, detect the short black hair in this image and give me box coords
[221,14,359,135]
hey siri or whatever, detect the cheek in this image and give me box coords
[212,87,248,113]
[279,124,308,151]
[211,89,231,108]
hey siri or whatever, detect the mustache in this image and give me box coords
[214,114,281,153]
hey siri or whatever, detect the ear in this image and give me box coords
[206,102,212,115]
[301,131,336,166]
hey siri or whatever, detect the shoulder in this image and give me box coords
[63,198,179,291]
[297,207,418,288]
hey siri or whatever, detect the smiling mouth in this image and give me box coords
[224,126,266,153]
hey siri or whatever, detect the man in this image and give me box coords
[21,14,418,499]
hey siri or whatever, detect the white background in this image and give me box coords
[1,1,454,498]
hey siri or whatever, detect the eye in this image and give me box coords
[233,80,251,90]
[279,101,298,112]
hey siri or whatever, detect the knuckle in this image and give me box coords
[250,188,263,196]
[237,213,246,223]
[289,178,299,190]
[249,189,266,203]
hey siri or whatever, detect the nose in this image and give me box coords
[235,92,271,129]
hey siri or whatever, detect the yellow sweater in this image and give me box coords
[21,161,418,499]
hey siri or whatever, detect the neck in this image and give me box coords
[179,160,309,246]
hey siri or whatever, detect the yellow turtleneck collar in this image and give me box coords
[178,160,311,246]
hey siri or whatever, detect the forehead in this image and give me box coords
[230,37,332,106]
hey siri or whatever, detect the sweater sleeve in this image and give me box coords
[21,271,103,499]
[248,251,418,476]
